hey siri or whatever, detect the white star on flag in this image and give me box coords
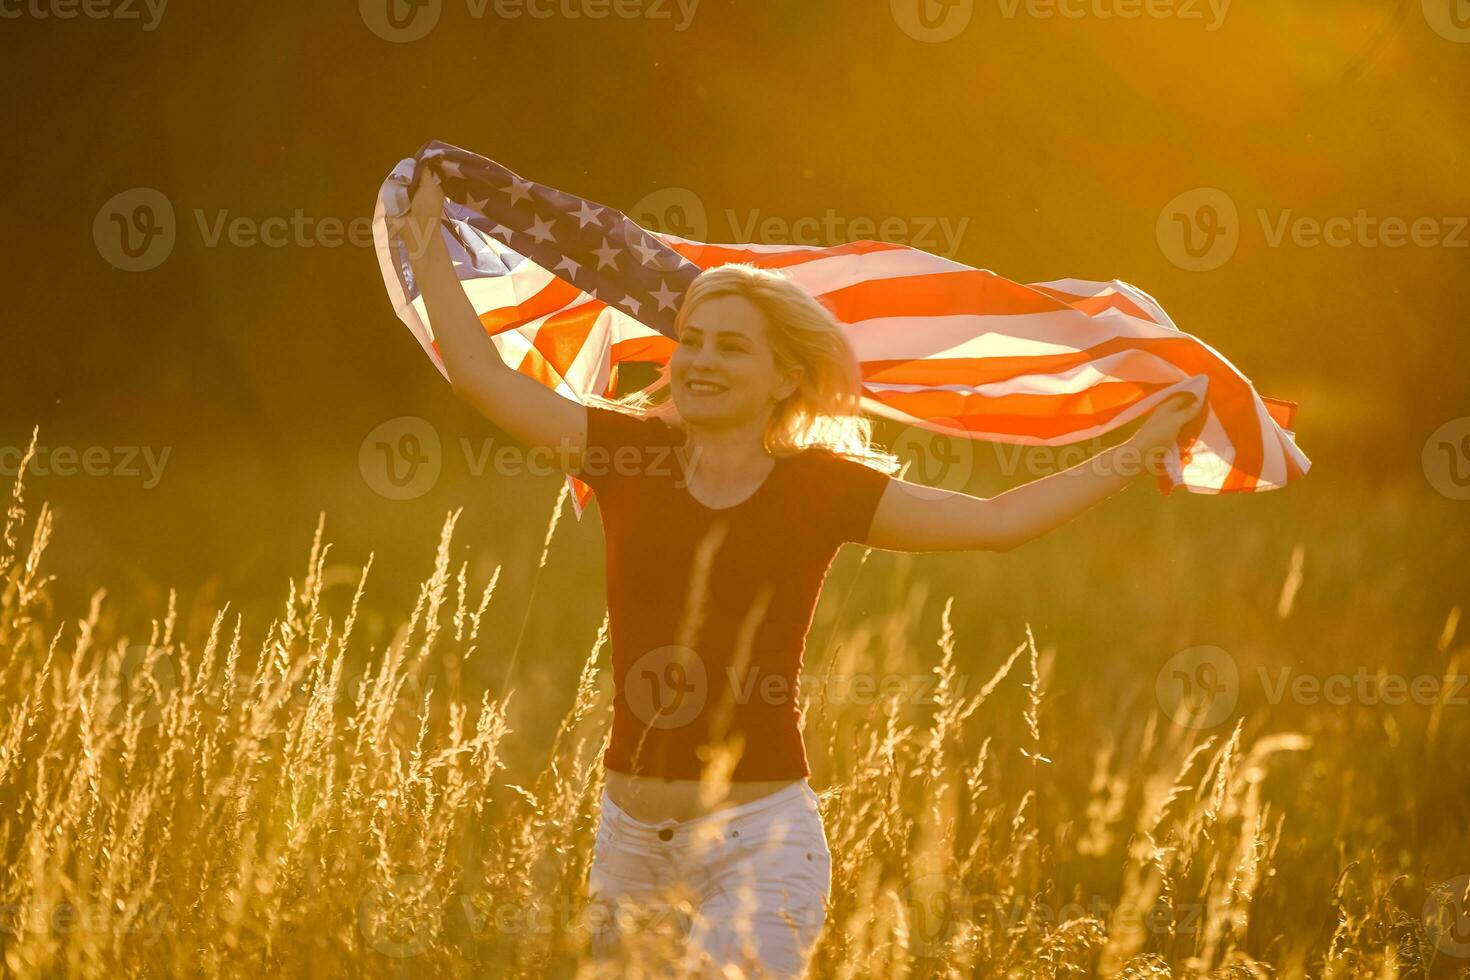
[651,280,681,311]
[574,201,604,229]
[526,215,556,244]
[592,239,622,270]
[501,177,533,206]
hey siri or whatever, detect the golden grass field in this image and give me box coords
[2,426,1467,979]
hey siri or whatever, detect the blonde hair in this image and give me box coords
[585,263,899,472]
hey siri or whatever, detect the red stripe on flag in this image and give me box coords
[478,276,585,335]
[662,238,911,271]
[1029,284,1155,322]
[820,270,1078,320]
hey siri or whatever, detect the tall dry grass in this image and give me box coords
[1,425,1466,978]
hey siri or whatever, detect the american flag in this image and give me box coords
[372,140,1309,519]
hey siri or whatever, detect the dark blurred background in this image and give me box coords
[2,0,1467,655]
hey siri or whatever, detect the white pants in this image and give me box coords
[586,779,832,978]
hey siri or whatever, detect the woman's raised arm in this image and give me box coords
[398,166,589,470]
[863,391,1205,553]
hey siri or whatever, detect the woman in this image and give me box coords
[401,168,1203,977]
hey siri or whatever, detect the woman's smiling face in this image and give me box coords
[670,293,797,428]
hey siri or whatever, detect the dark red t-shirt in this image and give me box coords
[577,404,892,782]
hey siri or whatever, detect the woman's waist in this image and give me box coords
[602,768,807,824]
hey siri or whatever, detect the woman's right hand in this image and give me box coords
[1130,390,1205,457]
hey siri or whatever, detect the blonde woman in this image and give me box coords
[402,169,1203,977]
